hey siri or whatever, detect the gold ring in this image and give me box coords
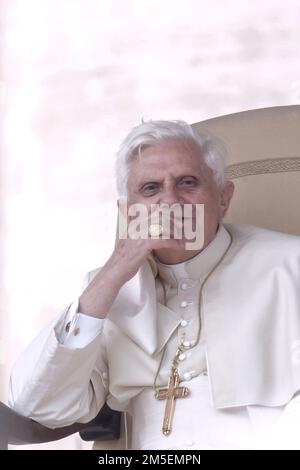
[149,223,163,237]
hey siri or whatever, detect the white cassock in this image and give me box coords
[8,224,300,449]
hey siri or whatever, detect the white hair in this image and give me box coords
[115,119,227,196]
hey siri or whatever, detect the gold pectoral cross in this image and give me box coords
[155,366,189,435]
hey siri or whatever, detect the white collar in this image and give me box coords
[107,224,232,356]
[154,224,232,286]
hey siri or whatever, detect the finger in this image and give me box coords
[149,237,186,251]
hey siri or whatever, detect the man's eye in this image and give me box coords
[142,184,159,194]
[178,178,197,187]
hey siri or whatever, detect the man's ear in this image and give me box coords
[219,181,235,218]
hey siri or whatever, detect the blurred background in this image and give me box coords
[1,0,300,449]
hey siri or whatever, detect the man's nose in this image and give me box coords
[157,188,183,205]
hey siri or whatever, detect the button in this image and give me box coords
[180,301,188,308]
[65,321,71,333]
[183,372,192,381]
[180,319,188,327]
[178,353,186,361]
[102,371,108,379]
[180,280,194,290]
[183,340,191,348]
[73,327,80,336]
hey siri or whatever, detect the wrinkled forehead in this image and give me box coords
[128,138,211,180]
[132,137,202,160]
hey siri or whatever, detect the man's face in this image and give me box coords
[126,138,234,250]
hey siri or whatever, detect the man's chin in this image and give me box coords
[154,239,187,252]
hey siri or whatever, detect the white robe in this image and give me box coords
[8,224,300,449]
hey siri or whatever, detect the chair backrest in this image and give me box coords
[192,105,300,236]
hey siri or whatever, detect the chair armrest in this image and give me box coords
[0,401,121,449]
[79,405,121,441]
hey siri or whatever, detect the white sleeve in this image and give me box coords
[57,298,105,348]
[8,269,109,428]
[57,271,105,348]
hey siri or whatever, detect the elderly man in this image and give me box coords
[9,120,300,449]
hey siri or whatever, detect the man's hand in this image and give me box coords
[78,206,183,319]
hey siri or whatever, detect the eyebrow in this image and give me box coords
[137,175,201,192]
[139,175,200,185]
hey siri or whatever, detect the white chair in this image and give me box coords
[193,105,300,236]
